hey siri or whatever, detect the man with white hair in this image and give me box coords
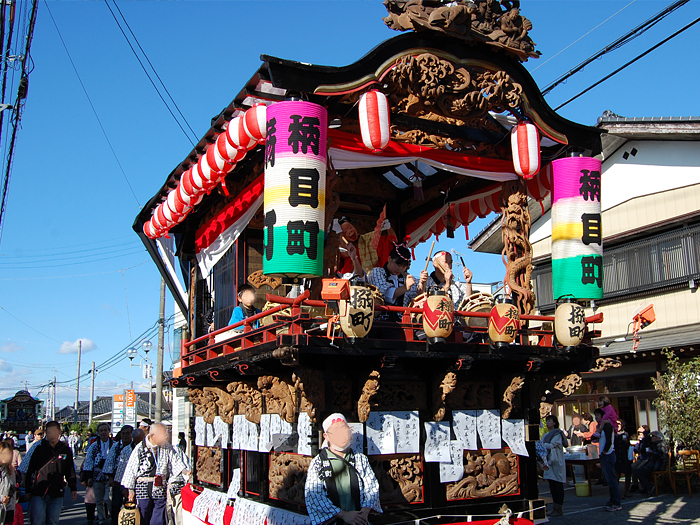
[403,250,473,308]
[305,413,381,525]
[122,423,189,525]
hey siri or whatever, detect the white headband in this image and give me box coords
[322,413,347,432]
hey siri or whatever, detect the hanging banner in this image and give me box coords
[263,101,327,278]
[551,157,603,300]
[112,394,124,432]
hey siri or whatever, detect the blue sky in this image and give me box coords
[0,0,698,408]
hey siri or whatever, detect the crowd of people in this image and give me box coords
[0,418,189,525]
[539,395,671,518]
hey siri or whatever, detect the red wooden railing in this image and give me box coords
[180,291,604,369]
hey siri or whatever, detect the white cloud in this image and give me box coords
[0,360,13,372]
[0,342,22,353]
[58,338,97,355]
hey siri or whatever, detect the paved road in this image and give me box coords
[36,455,700,525]
[539,479,700,524]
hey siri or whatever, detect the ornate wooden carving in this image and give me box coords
[501,181,534,316]
[293,368,325,423]
[247,269,282,290]
[226,381,263,424]
[358,371,381,422]
[446,381,496,410]
[269,453,311,506]
[372,381,427,412]
[189,387,218,424]
[554,374,582,397]
[589,357,622,373]
[370,454,423,505]
[196,446,222,486]
[258,376,297,423]
[205,386,235,425]
[384,54,523,127]
[383,0,539,61]
[446,449,519,500]
[539,401,553,418]
[433,372,458,421]
[501,376,524,419]
[391,127,508,158]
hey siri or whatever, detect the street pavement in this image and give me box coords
[34,454,700,525]
[538,479,700,524]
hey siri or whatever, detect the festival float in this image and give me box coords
[133,2,617,524]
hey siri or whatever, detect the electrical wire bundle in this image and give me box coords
[0,0,38,246]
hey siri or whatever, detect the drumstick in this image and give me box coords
[424,240,436,272]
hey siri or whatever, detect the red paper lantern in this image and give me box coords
[243,103,267,144]
[166,189,190,216]
[226,115,256,152]
[511,120,540,179]
[177,182,202,207]
[205,144,234,177]
[358,90,390,153]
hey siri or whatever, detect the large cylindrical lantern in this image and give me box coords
[551,157,603,300]
[488,297,519,348]
[339,281,374,340]
[263,100,327,278]
[423,289,454,344]
[511,120,540,179]
[554,297,586,349]
[358,90,390,153]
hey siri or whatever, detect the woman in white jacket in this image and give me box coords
[542,415,567,517]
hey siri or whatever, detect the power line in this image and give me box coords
[0,248,145,269]
[0,240,140,258]
[0,261,148,281]
[103,0,197,146]
[0,243,141,263]
[542,0,690,95]
[0,233,134,254]
[42,0,141,208]
[554,15,700,111]
[0,0,36,247]
[0,305,63,343]
[110,0,198,143]
[531,0,638,73]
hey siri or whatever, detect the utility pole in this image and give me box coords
[52,369,56,420]
[74,340,82,424]
[155,278,166,422]
[88,362,96,426]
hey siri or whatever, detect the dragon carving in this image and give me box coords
[433,372,458,421]
[501,376,524,419]
[189,387,218,424]
[357,371,381,422]
[501,181,534,316]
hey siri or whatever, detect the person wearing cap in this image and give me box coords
[635,430,668,495]
[305,413,381,525]
[367,244,415,324]
[404,250,473,309]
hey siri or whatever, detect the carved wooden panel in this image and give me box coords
[196,446,222,486]
[370,454,424,505]
[269,453,311,506]
[226,381,263,424]
[446,449,519,501]
[258,376,297,423]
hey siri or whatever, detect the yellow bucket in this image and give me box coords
[575,482,590,497]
